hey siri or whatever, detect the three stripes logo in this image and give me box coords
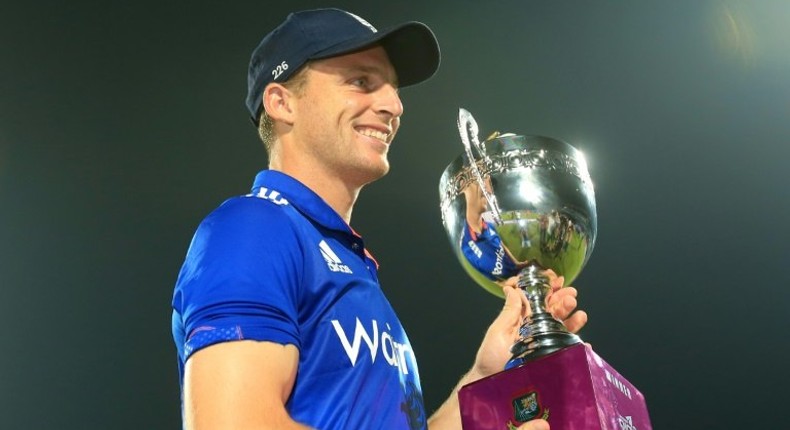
[319,240,353,274]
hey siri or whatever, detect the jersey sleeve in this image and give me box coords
[172,196,304,362]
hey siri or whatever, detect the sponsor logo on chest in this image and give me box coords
[331,318,414,376]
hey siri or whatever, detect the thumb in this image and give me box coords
[501,286,522,316]
[498,286,527,325]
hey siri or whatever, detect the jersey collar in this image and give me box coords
[251,170,356,235]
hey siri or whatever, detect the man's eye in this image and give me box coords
[351,78,368,87]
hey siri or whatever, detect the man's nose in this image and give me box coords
[374,83,404,119]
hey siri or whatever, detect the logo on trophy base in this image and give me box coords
[512,390,549,424]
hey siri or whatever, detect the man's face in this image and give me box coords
[289,45,403,186]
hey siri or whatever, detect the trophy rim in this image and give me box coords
[439,134,593,214]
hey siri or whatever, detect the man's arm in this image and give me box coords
[183,340,311,430]
[427,275,586,430]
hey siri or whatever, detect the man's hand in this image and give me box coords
[427,270,586,430]
[471,270,587,381]
[544,271,587,334]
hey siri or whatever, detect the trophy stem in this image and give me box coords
[507,264,581,369]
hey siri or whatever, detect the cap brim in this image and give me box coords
[311,21,440,88]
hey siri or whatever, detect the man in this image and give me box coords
[461,177,524,282]
[171,8,586,430]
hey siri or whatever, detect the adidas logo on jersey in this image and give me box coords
[319,240,352,274]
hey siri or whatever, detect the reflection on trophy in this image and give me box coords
[440,109,651,429]
[459,176,525,285]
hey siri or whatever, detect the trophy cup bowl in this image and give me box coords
[440,109,597,364]
[441,109,651,429]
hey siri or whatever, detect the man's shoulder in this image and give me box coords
[190,193,303,243]
[209,192,295,223]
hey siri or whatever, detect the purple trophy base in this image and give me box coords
[459,343,651,430]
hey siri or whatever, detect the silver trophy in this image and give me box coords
[443,109,651,429]
[439,108,598,366]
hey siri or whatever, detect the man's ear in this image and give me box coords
[262,83,296,125]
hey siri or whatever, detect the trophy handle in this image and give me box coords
[457,108,502,224]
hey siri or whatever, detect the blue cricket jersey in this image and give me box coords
[171,170,426,429]
[461,220,519,281]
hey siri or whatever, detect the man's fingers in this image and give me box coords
[500,276,518,288]
[551,275,564,291]
[547,287,578,320]
[545,286,587,333]
[564,310,588,334]
[549,286,578,301]
[501,286,525,320]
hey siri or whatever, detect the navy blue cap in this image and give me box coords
[245,8,441,123]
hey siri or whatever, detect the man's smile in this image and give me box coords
[355,126,391,144]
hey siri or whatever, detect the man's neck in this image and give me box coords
[268,163,361,224]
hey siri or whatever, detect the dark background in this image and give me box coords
[2,0,788,428]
